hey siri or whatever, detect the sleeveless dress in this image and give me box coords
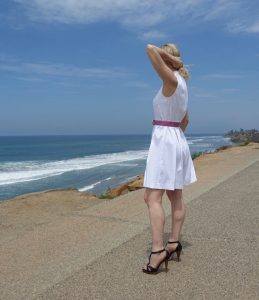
[143,70,197,190]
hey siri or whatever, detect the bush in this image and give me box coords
[239,141,250,146]
[215,145,233,151]
[192,151,203,160]
[97,193,114,199]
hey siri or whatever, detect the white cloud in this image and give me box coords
[16,76,47,82]
[227,19,259,34]
[11,0,259,35]
[245,20,259,33]
[13,0,170,26]
[0,60,130,79]
[138,30,168,41]
[226,22,247,33]
[202,0,242,21]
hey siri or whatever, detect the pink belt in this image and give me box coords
[152,119,180,127]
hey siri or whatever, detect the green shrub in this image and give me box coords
[240,141,250,146]
[215,145,233,151]
[192,151,203,160]
[97,193,114,199]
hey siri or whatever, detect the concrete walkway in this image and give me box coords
[36,161,259,300]
[0,143,258,300]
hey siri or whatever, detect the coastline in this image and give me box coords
[0,142,256,204]
[0,141,251,203]
[1,141,258,299]
[0,133,233,201]
[95,143,237,199]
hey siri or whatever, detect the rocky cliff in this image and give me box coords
[224,128,259,143]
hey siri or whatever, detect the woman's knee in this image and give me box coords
[144,189,149,204]
[144,188,164,206]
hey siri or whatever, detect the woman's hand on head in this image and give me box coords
[160,49,183,69]
[145,43,182,83]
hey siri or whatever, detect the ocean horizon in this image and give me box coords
[0,133,234,201]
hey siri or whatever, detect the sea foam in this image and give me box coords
[78,177,112,192]
[0,150,148,186]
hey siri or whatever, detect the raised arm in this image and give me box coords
[146,44,183,84]
[180,110,189,132]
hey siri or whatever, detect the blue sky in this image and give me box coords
[0,0,258,135]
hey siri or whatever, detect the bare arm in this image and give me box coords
[146,44,183,84]
[158,47,183,70]
[180,111,189,132]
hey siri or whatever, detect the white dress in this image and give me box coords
[143,70,197,190]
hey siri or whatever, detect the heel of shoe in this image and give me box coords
[176,250,181,261]
[164,258,169,271]
[176,242,182,261]
[167,240,183,262]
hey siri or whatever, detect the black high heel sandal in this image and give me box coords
[166,240,183,261]
[142,248,170,274]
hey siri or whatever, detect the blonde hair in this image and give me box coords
[161,43,190,80]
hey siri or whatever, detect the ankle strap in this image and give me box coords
[168,240,179,244]
[151,248,165,254]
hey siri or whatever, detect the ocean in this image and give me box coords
[0,134,234,201]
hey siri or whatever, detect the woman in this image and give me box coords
[142,43,197,274]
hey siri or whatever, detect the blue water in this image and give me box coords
[0,134,234,201]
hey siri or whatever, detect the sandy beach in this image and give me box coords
[0,142,258,299]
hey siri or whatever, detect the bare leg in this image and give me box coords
[142,188,167,270]
[165,189,186,252]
